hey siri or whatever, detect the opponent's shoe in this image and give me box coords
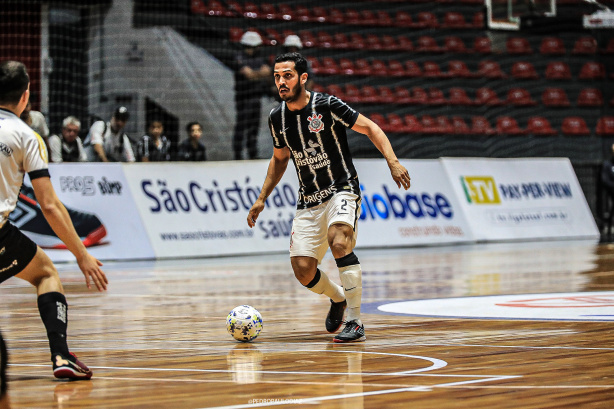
[325,299,346,333]
[10,185,106,249]
[53,353,93,380]
[333,321,366,343]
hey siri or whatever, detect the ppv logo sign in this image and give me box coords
[461,176,501,204]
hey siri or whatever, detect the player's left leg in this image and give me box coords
[16,247,92,380]
[0,330,10,409]
[326,193,365,343]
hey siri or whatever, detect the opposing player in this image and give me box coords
[247,53,410,342]
[0,61,108,379]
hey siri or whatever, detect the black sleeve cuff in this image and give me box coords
[28,168,50,180]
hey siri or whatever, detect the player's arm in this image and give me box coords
[351,113,411,190]
[247,147,290,228]
[30,176,108,291]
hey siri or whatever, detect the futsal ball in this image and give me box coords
[226,305,263,342]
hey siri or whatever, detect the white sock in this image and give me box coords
[339,264,362,324]
[305,269,345,303]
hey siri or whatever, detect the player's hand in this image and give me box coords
[76,253,108,291]
[389,161,411,190]
[247,200,266,228]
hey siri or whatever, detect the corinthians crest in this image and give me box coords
[307,113,324,133]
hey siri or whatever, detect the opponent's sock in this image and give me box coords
[336,252,363,324]
[304,268,345,303]
[37,292,70,358]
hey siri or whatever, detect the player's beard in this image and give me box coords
[279,81,303,103]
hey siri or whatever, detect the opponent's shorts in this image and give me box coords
[289,192,361,262]
[0,222,38,284]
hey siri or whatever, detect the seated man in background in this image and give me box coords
[136,119,171,162]
[177,121,206,161]
[85,106,135,162]
[48,116,87,163]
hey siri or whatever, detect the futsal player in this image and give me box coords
[0,61,108,379]
[247,53,411,342]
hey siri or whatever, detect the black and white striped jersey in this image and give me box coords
[268,92,361,209]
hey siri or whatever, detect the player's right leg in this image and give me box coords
[15,247,92,380]
[0,330,10,409]
[290,206,346,332]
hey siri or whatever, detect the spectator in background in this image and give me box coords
[136,119,171,162]
[232,31,271,160]
[84,106,135,162]
[177,121,206,161]
[48,116,87,163]
[282,35,314,90]
[20,99,49,149]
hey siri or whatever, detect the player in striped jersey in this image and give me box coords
[0,61,107,379]
[247,53,411,342]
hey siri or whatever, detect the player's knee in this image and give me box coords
[291,258,317,285]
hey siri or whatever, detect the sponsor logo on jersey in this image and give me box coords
[0,142,13,157]
[307,113,324,133]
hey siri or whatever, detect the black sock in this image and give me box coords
[37,292,70,358]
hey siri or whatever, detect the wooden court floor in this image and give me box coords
[1,239,614,408]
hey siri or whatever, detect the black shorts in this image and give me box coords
[0,222,37,284]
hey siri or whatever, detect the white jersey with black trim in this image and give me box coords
[268,92,361,209]
[0,108,49,225]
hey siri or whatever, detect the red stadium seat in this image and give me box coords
[311,6,328,23]
[527,116,557,136]
[377,86,395,104]
[243,2,259,19]
[370,59,389,76]
[416,36,442,53]
[579,62,606,80]
[417,12,439,28]
[477,60,507,79]
[385,114,407,133]
[596,117,614,136]
[428,87,447,105]
[394,86,414,104]
[443,12,469,28]
[259,3,278,20]
[376,10,393,27]
[470,116,495,135]
[448,87,474,106]
[339,58,356,75]
[320,57,339,75]
[308,57,322,75]
[436,115,453,134]
[423,61,446,78]
[332,32,351,49]
[344,9,361,25]
[327,8,344,24]
[572,36,598,55]
[225,0,243,17]
[404,115,423,133]
[327,84,345,100]
[511,61,539,80]
[404,60,423,78]
[562,116,590,136]
[229,27,244,43]
[473,36,492,54]
[197,0,226,16]
[360,9,378,25]
[577,88,604,107]
[412,87,429,105]
[475,87,504,106]
[294,5,312,22]
[541,88,571,108]
[366,34,383,50]
[601,38,614,54]
[360,85,379,103]
[497,116,526,135]
[448,60,475,78]
[539,36,566,55]
[451,116,471,134]
[387,60,405,77]
[395,11,419,28]
[421,115,442,134]
[278,4,294,20]
[344,84,361,103]
[444,36,469,53]
[262,28,280,46]
[349,33,366,50]
[506,88,538,106]
[381,35,399,51]
[316,31,333,48]
[507,37,532,54]
[298,30,316,48]
[397,36,414,52]
[545,62,572,80]
[472,11,484,28]
[369,113,389,131]
[354,59,372,76]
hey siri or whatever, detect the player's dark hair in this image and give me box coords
[186,121,202,134]
[275,52,308,77]
[0,61,29,105]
